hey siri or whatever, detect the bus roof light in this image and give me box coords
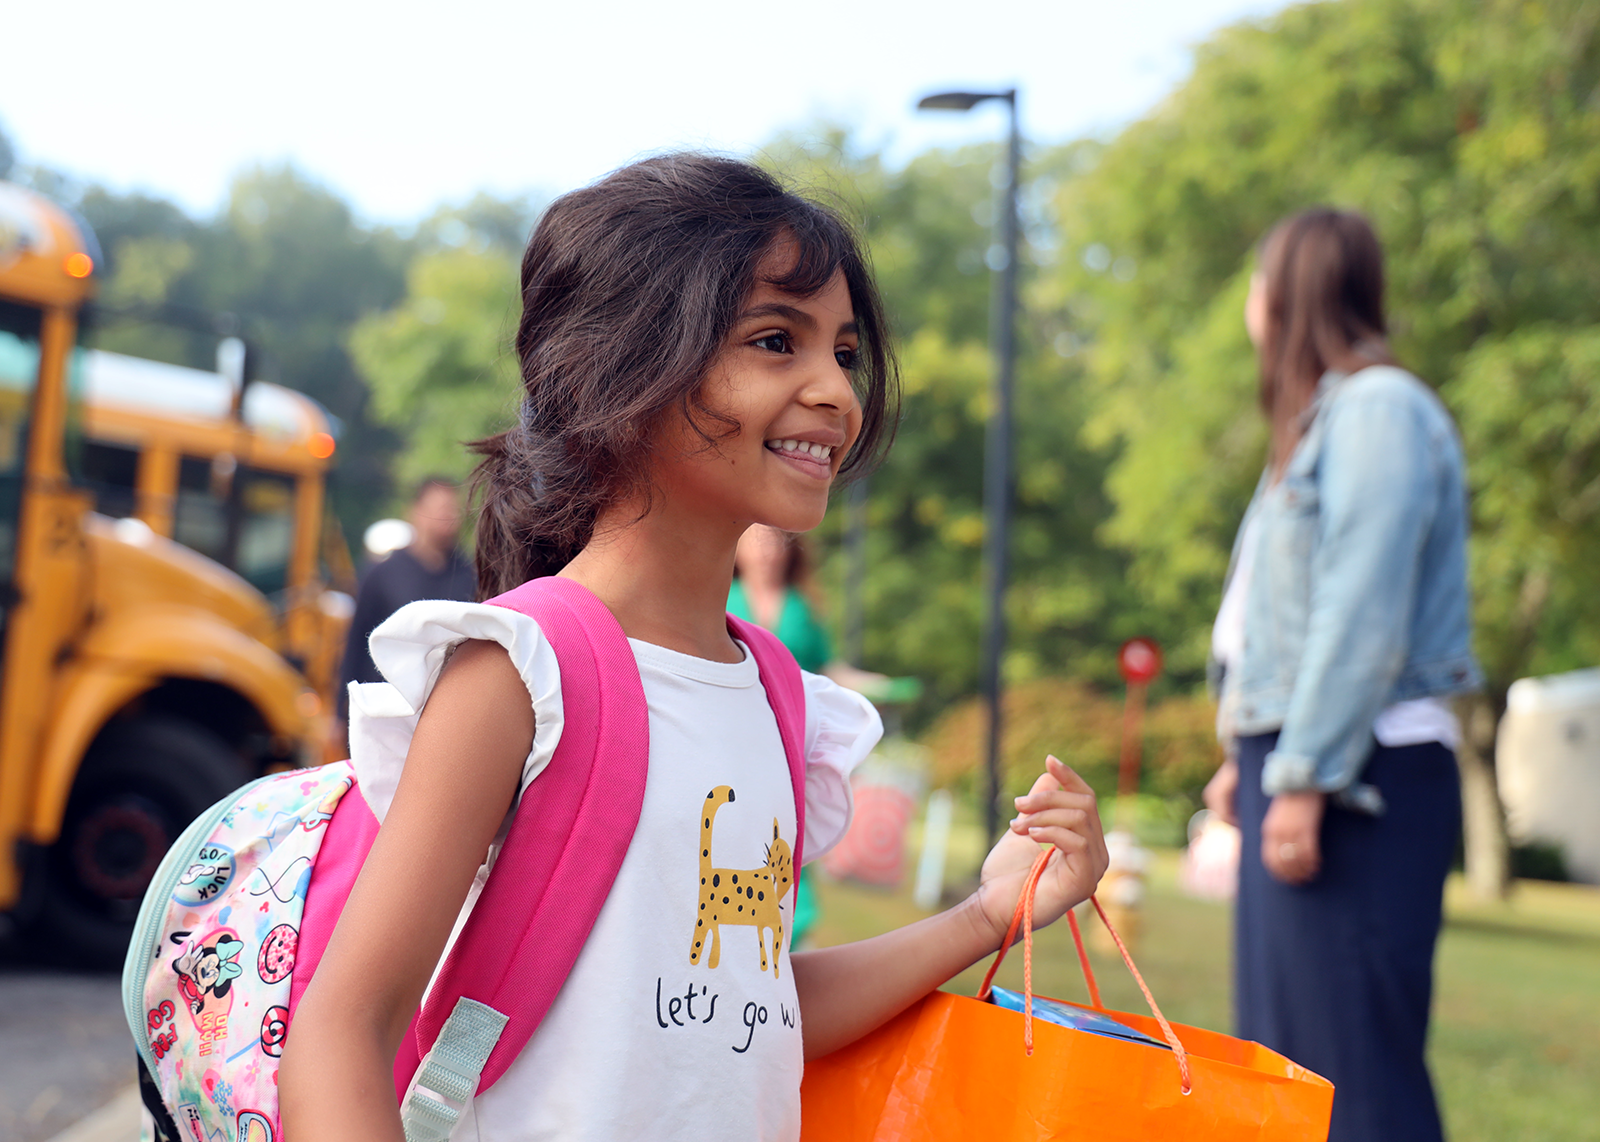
[309,432,336,459]
[64,252,94,279]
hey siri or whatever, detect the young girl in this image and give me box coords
[280,154,1108,1142]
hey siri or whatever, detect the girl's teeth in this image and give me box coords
[770,438,832,460]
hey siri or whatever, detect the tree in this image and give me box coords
[348,196,538,492]
[1048,0,1600,895]
[350,245,522,486]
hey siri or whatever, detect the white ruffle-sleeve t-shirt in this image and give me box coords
[347,599,882,1142]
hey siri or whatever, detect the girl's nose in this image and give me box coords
[800,353,858,417]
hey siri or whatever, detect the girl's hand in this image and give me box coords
[971,757,1109,948]
[1261,791,1324,885]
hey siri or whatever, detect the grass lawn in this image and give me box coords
[808,835,1600,1141]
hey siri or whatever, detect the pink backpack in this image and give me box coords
[123,577,807,1142]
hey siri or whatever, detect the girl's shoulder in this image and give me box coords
[799,668,880,757]
[365,598,558,709]
[795,670,882,862]
[351,599,565,824]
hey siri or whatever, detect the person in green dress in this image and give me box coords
[729,525,834,673]
[728,525,850,945]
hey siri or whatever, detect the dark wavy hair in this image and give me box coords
[470,154,899,598]
[1256,207,1398,469]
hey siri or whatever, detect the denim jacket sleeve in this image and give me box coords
[1262,381,1440,804]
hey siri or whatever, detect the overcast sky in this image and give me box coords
[4,0,1286,224]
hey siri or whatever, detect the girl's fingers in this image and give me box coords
[1046,755,1095,796]
[1027,826,1090,851]
[1012,807,1091,834]
[1022,768,1063,798]
[1012,790,1097,814]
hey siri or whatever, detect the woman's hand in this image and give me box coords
[1261,791,1325,885]
[1203,757,1240,827]
[972,757,1109,947]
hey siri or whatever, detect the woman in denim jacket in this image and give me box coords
[1203,209,1480,1142]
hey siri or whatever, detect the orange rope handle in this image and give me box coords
[1065,909,1102,1009]
[1089,895,1193,1095]
[1022,853,1039,1055]
[974,849,1193,1094]
[975,849,1050,1001]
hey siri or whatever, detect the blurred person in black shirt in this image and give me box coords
[337,478,476,736]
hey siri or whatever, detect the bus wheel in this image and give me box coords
[41,718,250,970]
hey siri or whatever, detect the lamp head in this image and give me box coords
[917,90,1014,112]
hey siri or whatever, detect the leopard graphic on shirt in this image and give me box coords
[691,785,793,978]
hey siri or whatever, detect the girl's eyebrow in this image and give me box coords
[739,302,859,337]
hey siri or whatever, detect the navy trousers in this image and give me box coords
[1235,733,1459,1142]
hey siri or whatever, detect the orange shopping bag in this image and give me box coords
[801,851,1333,1141]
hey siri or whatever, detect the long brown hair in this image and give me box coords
[470,154,899,598]
[1255,208,1396,469]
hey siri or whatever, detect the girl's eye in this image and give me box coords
[835,346,858,370]
[753,331,792,355]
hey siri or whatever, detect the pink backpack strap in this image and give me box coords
[727,615,808,875]
[288,779,381,1024]
[395,576,649,1099]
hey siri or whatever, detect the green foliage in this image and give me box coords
[1454,328,1600,684]
[1050,0,1600,694]
[349,246,522,486]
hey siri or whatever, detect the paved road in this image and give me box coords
[0,938,134,1142]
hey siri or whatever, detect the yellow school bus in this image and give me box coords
[0,181,350,965]
[77,349,355,718]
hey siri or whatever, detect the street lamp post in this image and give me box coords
[918,88,1021,846]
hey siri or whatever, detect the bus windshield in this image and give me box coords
[0,301,39,619]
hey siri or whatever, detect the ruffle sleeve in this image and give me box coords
[346,600,564,824]
[800,671,883,863]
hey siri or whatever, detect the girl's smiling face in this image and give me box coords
[651,259,862,536]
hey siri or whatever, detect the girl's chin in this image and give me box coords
[750,498,829,535]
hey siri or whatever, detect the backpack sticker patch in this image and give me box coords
[237,1110,275,1142]
[259,1006,289,1058]
[171,927,244,1059]
[173,844,235,907]
[256,924,297,984]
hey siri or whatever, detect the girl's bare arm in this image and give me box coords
[279,640,534,1142]
[792,758,1107,1059]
